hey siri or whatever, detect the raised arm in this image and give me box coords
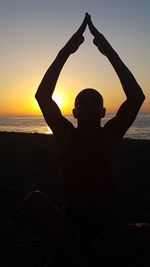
[87,14,145,138]
[35,14,88,136]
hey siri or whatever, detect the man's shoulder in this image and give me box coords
[55,122,75,142]
[102,117,124,142]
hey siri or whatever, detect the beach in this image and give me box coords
[1,131,150,266]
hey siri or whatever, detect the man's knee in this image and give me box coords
[24,191,81,249]
[24,190,44,208]
[24,190,64,221]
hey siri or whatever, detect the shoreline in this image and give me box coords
[1,129,149,143]
[0,111,150,140]
[0,129,150,138]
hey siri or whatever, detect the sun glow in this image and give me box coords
[52,92,65,110]
[52,89,73,114]
[29,89,73,115]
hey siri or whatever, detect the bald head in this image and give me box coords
[73,88,105,124]
[75,88,103,108]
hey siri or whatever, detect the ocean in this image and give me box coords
[0,113,150,139]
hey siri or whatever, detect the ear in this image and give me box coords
[72,108,77,118]
[101,107,106,118]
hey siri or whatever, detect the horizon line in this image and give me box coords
[0,111,150,117]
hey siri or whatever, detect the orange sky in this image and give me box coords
[0,1,150,116]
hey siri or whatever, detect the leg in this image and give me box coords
[86,222,150,265]
[24,191,88,267]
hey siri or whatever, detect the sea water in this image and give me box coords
[0,113,150,140]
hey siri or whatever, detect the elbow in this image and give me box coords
[35,85,44,101]
[133,88,145,104]
[127,91,145,106]
[35,92,39,101]
[142,92,145,101]
[138,85,145,103]
[35,92,51,106]
[35,94,44,107]
[139,92,145,104]
[35,94,40,104]
[35,92,43,103]
[135,92,145,108]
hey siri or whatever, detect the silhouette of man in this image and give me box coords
[24,13,147,266]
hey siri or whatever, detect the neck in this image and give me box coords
[77,120,101,135]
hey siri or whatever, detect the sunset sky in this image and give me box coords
[0,0,150,115]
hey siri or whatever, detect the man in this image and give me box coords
[24,13,147,265]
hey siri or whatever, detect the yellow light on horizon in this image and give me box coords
[31,98,41,114]
[1,80,149,116]
[28,89,72,115]
[16,88,72,116]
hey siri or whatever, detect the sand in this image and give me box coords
[1,131,150,266]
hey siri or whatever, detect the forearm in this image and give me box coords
[106,48,145,101]
[87,13,145,104]
[35,49,70,100]
[35,14,88,101]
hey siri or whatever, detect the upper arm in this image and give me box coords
[104,97,145,139]
[36,96,73,136]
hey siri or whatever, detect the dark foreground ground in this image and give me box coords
[0,132,150,266]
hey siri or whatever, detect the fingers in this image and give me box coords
[75,13,100,38]
[76,13,89,35]
[87,14,99,37]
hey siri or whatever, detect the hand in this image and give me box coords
[87,14,112,56]
[62,13,88,55]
